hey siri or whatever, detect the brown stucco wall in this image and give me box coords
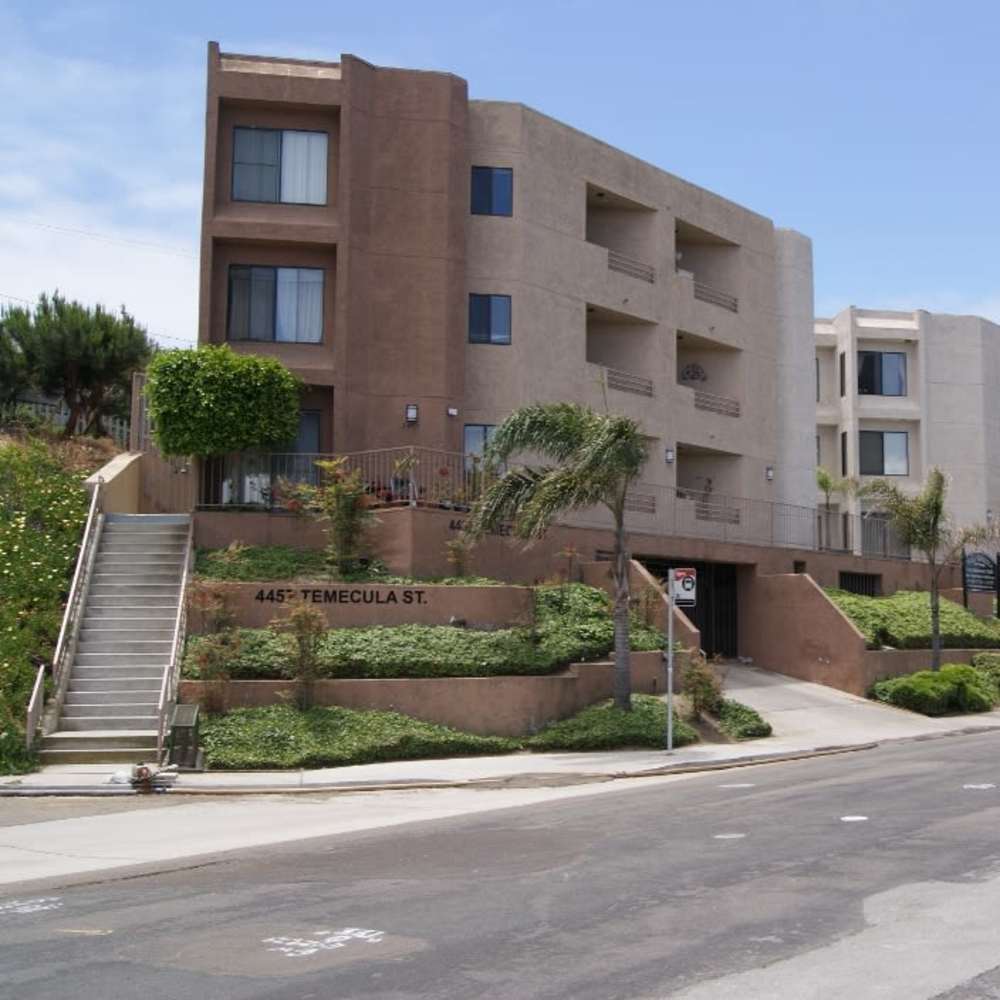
[187,581,534,631]
[180,649,672,737]
[86,452,142,513]
[941,588,996,621]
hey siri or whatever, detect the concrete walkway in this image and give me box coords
[5,665,1000,793]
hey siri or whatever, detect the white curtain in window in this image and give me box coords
[280,131,327,205]
[276,268,323,343]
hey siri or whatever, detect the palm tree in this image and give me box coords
[464,403,649,710]
[864,468,997,670]
[815,466,855,550]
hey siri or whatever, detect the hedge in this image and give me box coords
[871,664,998,716]
[183,583,665,680]
[716,699,773,740]
[826,589,1000,650]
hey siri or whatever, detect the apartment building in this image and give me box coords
[816,307,1000,540]
[197,42,817,520]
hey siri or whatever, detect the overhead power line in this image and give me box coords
[0,216,198,260]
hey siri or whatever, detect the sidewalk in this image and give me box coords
[5,666,1000,793]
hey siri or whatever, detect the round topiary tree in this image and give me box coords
[145,345,302,457]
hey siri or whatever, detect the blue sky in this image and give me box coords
[1,0,998,344]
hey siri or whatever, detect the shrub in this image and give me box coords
[716,699,772,740]
[269,600,326,709]
[872,664,997,716]
[0,437,93,773]
[681,655,723,718]
[971,652,1000,691]
[525,695,697,751]
[145,345,301,456]
[826,589,1000,650]
[200,704,518,770]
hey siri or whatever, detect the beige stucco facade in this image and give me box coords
[815,307,1000,532]
[197,43,817,519]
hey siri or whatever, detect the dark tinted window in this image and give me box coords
[859,430,883,475]
[471,166,513,216]
[841,430,848,475]
[859,430,909,476]
[839,352,846,397]
[469,294,511,344]
[233,128,280,203]
[858,351,906,396]
[858,351,880,394]
[228,265,276,341]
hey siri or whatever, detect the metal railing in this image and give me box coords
[199,446,492,511]
[693,281,739,313]
[693,388,741,417]
[861,514,911,561]
[817,510,853,553]
[603,367,655,397]
[157,518,194,761]
[607,248,655,284]
[26,478,104,750]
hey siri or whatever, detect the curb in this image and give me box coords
[0,742,878,797]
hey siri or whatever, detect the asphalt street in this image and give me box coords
[5,733,1000,999]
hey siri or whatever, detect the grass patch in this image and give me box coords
[716,699,772,740]
[194,545,503,586]
[200,704,518,769]
[184,583,665,681]
[826,589,1000,650]
[871,663,998,716]
[0,435,99,774]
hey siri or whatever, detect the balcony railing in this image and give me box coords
[693,388,741,417]
[604,366,654,397]
[693,281,739,313]
[607,248,655,283]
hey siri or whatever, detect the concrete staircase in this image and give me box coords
[39,514,191,765]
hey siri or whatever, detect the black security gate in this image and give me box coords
[639,558,739,658]
[962,550,999,614]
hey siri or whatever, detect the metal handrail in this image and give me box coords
[693,388,741,417]
[26,478,104,749]
[157,518,194,761]
[693,280,739,313]
[604,366,655,397]
[607,248,655,283]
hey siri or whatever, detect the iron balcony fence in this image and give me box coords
[603,366,655,397]
[693,388,741,418]
[693,281,739,313]
[607,248,655,284]
[194,445,914,561]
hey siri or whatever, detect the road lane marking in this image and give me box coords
[840,816,868,822]
[718,783,756,789]
[714,833,747,840]
[0,897,63,917]
[963,783,996,790]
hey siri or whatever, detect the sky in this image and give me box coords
[1,0,998,346]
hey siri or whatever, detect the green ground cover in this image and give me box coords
[184,583,665,680]
[0,436,97,773]
[826,588,1000,650]
[200,695,701,769]
[194,544,501,586]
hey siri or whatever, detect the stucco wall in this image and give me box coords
[86,452,142,513]
[188,581,534,631]
[180,649,674,737]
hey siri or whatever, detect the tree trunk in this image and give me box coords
[611,510,632,712]
[930,563,942,671]
[61,401,82,439]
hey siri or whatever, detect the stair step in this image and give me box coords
[76,651,170,664]
[78,638,174,653]
[82,613,176,624]
[73,670,165,683]
[69,679,161,692]
[87,596,180,608]
[92,571,182,581]
[42,730,158,749]
[95,558,185,570]
[38,748,159,765]
[89,585,181,597]
[62,700,158,714]
[58,716,159,731]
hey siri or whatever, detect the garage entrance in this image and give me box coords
[638,557,739,658]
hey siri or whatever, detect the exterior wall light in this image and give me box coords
[665,447,675,464]
[446,406,459,417]
[405,403,419,424]
[765,465,775,482]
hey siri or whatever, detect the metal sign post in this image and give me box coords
[664,568,696,753]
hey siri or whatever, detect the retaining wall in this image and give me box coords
[180,649,676,737]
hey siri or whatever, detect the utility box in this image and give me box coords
[168,703,203,771]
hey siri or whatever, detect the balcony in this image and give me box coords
[607,248,655,284]
[693,388,740,418]
[603,366,654,397]
[693,280,738,312]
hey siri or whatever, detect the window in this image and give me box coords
[841,430,848,476]
[793,561,807,574]
[859,430,908,476]
[469,294,511,344]
[839,571,882,596]
[471,166,513,216]
[839,352,846,397]
[228,265,323,343]
[858,351,906,396]
[464,424,496,458]
[233,128,327,205]
[816,434,821,466]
